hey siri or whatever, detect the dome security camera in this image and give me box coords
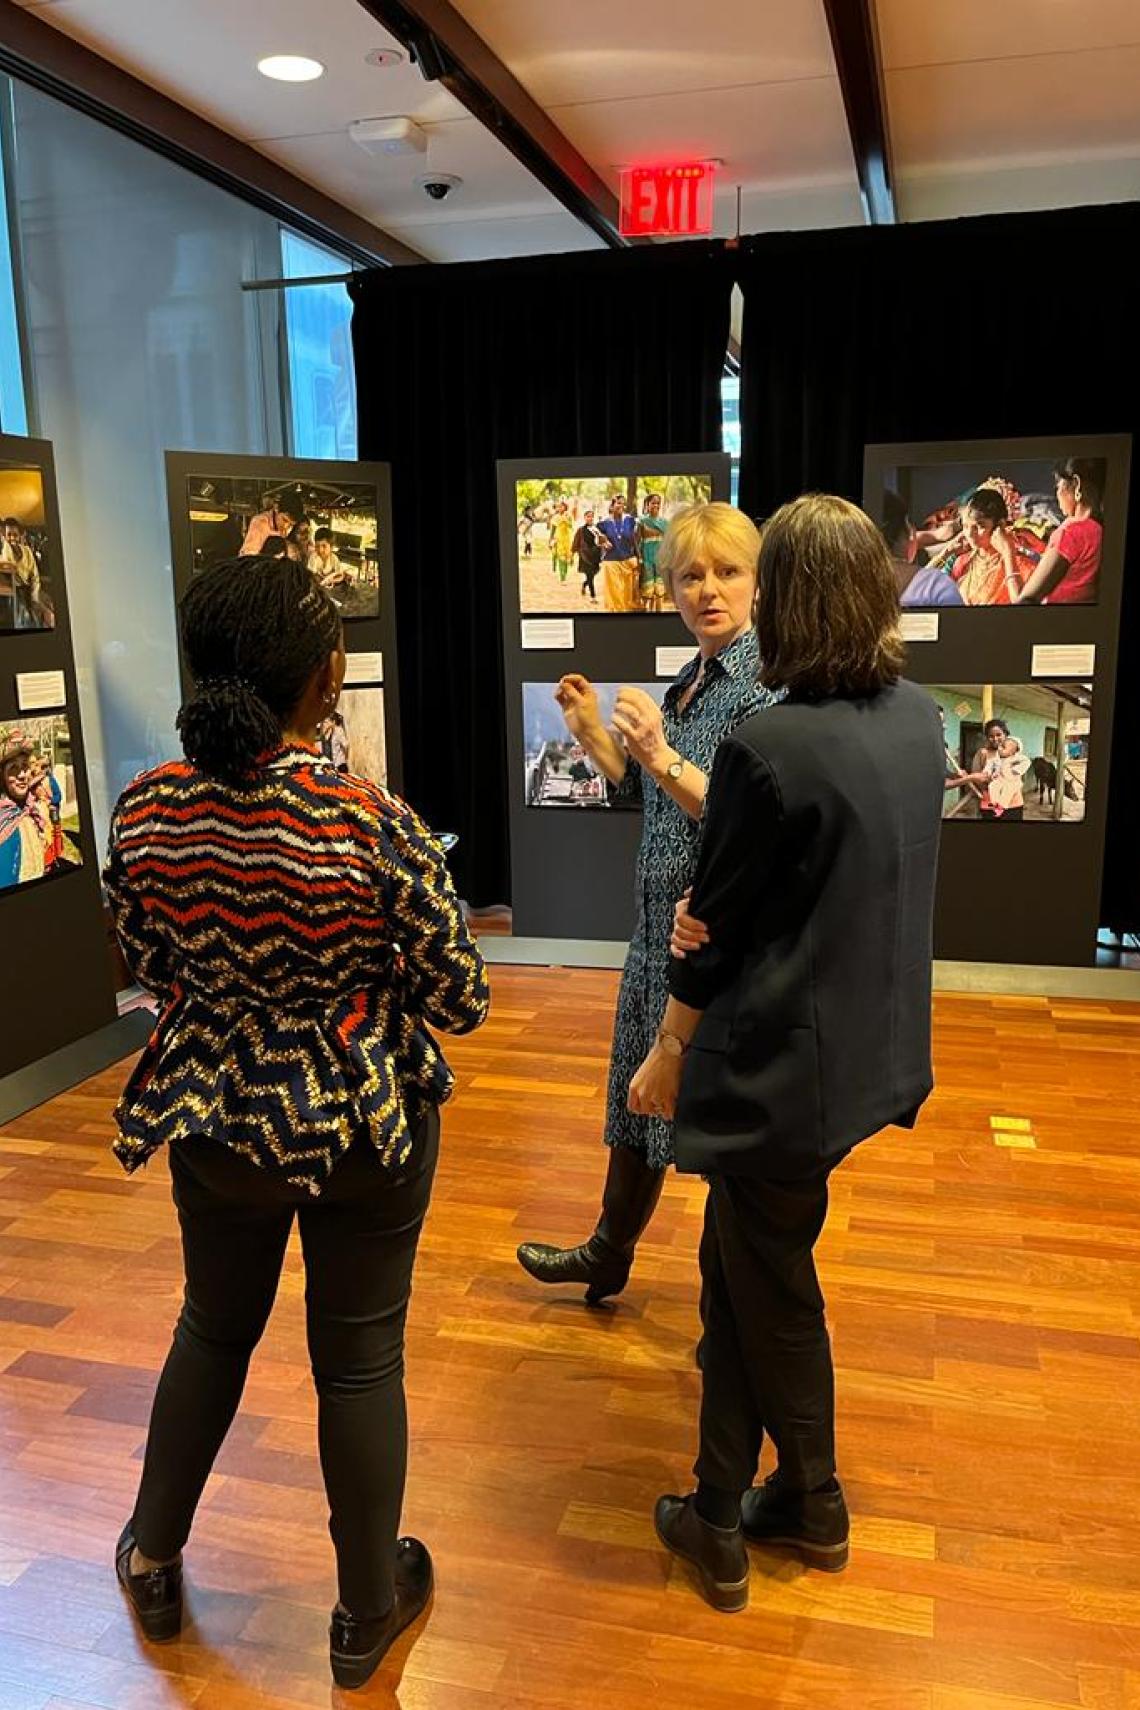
[416,173,462,201]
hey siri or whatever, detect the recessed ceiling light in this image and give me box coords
[257,55,325,83]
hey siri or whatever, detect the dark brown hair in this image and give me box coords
[755,494,905,698]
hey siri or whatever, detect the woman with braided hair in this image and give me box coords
[105,555,489,1688]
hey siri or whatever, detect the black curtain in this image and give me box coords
[350,242,733,905]
[734,203,1140,931]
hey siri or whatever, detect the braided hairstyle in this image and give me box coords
[176,555,341,786]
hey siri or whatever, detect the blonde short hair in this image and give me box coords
[657,502,761,590]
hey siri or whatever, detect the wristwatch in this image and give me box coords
[656,1027,689,1058]
[665,755,685,781]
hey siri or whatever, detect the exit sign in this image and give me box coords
[619,162,717,238]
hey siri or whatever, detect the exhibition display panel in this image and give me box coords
[0,432,117,1079]
[864,433,1131,967]
[165,451,402,795]
[499,453,731,942]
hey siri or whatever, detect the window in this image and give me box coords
[280,229,357,460]
[0,97,29,434]
[721,373,740,506]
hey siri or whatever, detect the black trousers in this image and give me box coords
[132,1109,439,1619]
[695,1161,840,1497]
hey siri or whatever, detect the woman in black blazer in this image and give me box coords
[627,494,945,1613]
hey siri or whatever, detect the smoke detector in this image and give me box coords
[348,117,428,157]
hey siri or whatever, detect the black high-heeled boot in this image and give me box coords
[517,1145,665,1304]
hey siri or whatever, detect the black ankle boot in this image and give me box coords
[741,1472,849,1572]
[516,1146,665,1305]
[516,1233,631,1305]
[654,1494,749,1612]
[114,1522,183,1641]
[330,1537,433,1689]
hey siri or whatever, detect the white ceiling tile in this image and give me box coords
[453,0,839,102]
[384,212,606,263]
[888,45,1140,169]
[554,79,858,190]
[878,0,1140,70]
[11,0,468,140]
[900,154,1140,221]
[258,117,564,225]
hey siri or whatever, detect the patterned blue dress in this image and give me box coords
[606,628,778,1166]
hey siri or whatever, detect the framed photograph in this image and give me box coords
[321,684,387,789]
[863,436,1132,610]
[514,466,723,616]
[522,681,666,808]
[931,682,1091,823]
[499,453,730,941]
[0,713,84,891]
[0,460,57,632]
[183,471,379,620]
[166,451,403,794]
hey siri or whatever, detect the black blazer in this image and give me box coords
[669,678,944,1179]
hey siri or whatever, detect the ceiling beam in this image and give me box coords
[352,0,630,249]
[820,0,897,225]
[0,0,424,268]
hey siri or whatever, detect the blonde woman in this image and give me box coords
[518,504,778,1303]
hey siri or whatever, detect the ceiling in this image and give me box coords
[10,0,1140,262]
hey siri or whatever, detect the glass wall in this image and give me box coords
[1,78,292,850]
[281,231,358,460]
[0,102,28,434]
[721,374,741,506]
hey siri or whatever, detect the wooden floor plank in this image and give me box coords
[0,967,1138,1707]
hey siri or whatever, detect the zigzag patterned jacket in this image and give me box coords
[104,744,490,1195]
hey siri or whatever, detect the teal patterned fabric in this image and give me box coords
[607,629,779,1166]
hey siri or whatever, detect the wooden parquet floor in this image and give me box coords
[2,967,1140,1709]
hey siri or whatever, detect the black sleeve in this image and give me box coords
[667,736,783,1010]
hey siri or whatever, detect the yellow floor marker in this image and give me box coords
[990,1114,1037,1149]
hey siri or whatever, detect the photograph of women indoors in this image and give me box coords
[875,453,1107,608]
[0,715,83,889]
[934,683,1091,822]
[516,474,713,615]
[186,474,380,619]
[319,685,388,788]
[0,465,56,632]
[523,681,666,807]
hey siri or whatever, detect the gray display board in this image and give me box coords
[498,454,731,942]
[0,432,117,1078]
[863,433,1131,966]
[165,451,402,795]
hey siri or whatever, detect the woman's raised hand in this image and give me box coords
[612,686,668,772]
[555,674,601,741]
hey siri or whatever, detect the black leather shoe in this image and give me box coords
[741,1473,850,1572]
[114,1522,183,1641]
[516,1235,630,1305]
[653,1494,749,1612]
[330,1537,433,1690]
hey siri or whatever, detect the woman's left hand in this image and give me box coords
[612,687,668,773]
[627,1043,682,1120]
